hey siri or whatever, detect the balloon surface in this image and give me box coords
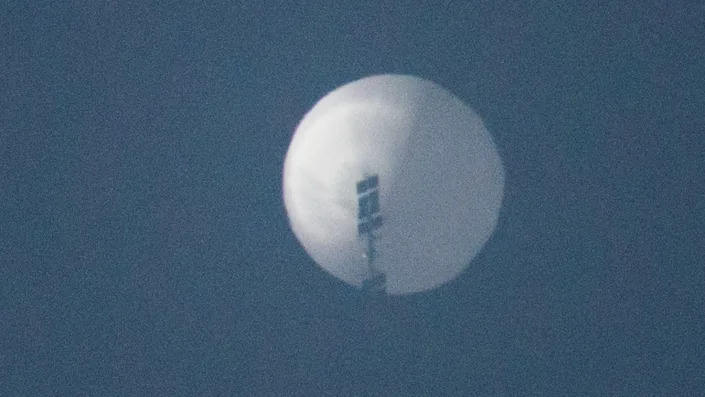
[283,74,504,295]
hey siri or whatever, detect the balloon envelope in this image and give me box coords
[283,74,504,295]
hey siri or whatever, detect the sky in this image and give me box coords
[2,1,704,395]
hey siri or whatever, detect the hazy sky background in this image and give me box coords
[2,1,704,395]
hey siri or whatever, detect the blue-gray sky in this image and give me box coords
[2,1,704,395]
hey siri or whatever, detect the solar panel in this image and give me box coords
[357,175,382,235]
[358,215,382,235]
[357,190,380,220]
[356,174,379,194]
[357,174,386,292]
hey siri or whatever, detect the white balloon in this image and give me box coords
[283,74,504,295]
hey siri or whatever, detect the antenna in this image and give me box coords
[356,174,386,293]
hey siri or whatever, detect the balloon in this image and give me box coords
[283,74,504,295]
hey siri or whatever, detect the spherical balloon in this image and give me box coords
[283,74,504,295]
